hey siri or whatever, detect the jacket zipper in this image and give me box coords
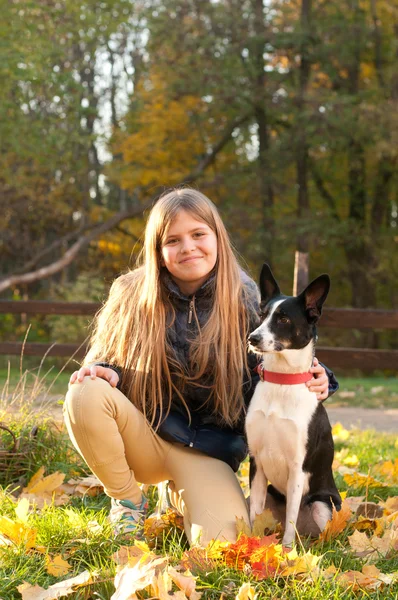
[189,427,197,448]
[188,295,196,324]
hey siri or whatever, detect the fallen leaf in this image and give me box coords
[235,582,257,600]
[252,509,279,537]
[280,550,322,578]
[144,508,184,540]
[17,570,95,600]
[112,555,168,600]
[319,500,352,542]
[25,467,45,492]
[180,546,218,574]
[0,515,36,548]
[167,566,201,599]
[45,554,72,577]
[19,492,70,509]
[112,541,154,567]
[236,509,278,538]
[331,422,350,442]
[382,497,398,514]
[24,471,65,496]
[375,460,398,484]
[15,498,30,523]
[344,472,387,490]
[348,530,374,557]
[151,569,173,600]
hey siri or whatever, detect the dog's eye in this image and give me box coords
[278,316,290,324]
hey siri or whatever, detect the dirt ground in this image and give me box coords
[326,407,398,434]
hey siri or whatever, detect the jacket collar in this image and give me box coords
[161,268,216,301]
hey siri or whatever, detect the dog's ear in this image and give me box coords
[259,263,281,303]
[300,274,330,323]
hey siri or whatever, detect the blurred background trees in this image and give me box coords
[0,0,397,346]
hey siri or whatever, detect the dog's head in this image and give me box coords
[248,263,330,354]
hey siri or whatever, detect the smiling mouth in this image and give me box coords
[179,256,203,264]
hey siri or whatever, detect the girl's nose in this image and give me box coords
[181,237,196,252]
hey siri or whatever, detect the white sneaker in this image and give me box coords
[109,497,148,535]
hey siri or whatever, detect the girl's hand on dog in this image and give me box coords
[307,357,328,401]
[69,365,119,387]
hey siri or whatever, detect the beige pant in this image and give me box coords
[63,377,249,544]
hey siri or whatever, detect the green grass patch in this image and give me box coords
[329,376,398,409]
[1,414,398,599]
[1,370,398,600]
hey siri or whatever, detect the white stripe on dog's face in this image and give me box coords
[248,299,285,353]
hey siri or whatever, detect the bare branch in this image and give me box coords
[12,223,97,275]
[182,113,251,182]
[1,114,250,294]
[0,203,152,293]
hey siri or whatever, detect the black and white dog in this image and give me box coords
[246,264,341,546]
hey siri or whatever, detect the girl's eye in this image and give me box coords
[279,316,290,324]
[193,232,204,238]
[166,238,178,245]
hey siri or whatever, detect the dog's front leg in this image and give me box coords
[283,468,306,546]
[249,459,268,525]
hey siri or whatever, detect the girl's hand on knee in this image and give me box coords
[69,366,119,387]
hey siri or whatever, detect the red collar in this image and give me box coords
[256,365,312,385]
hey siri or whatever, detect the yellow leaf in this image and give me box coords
[332,422,350,442]
[235,516,251,536]
[205,539,230,560]
[323,564,337,580]
[343,472,387,489]
[19,491,69,509]
[45,554,72,577]
[25,471,65,495]
[235,582,257,600]
[112,542,155,567]
[382,497,398,514]
[343,454,359,468]
[353,516,378,532]
[348,529,374,557]
[236,509,278,538]
[151,569,173,600]
[0,515,36,548]
[280,551,322,578]
[15,498,30,524]
[252,509,279,537]
[319,500,352,542]
[25,466,45,492]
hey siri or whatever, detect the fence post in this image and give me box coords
[293,251,309,295]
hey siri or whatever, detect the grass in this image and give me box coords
[329,377,398,409]
[1,370,398,599]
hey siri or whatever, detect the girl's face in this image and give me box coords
[161,209,218,295]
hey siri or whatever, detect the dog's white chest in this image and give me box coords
[246,381,318,495]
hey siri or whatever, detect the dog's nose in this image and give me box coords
[248,332,261,345]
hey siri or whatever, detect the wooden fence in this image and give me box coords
[0,300,397,370]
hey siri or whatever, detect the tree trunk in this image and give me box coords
[296,0,312,254]
[253,0,274,266]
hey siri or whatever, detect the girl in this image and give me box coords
[64,188,336,545]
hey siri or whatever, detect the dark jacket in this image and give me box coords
[99,269,339,472]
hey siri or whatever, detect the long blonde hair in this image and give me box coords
[85,188,255,428]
